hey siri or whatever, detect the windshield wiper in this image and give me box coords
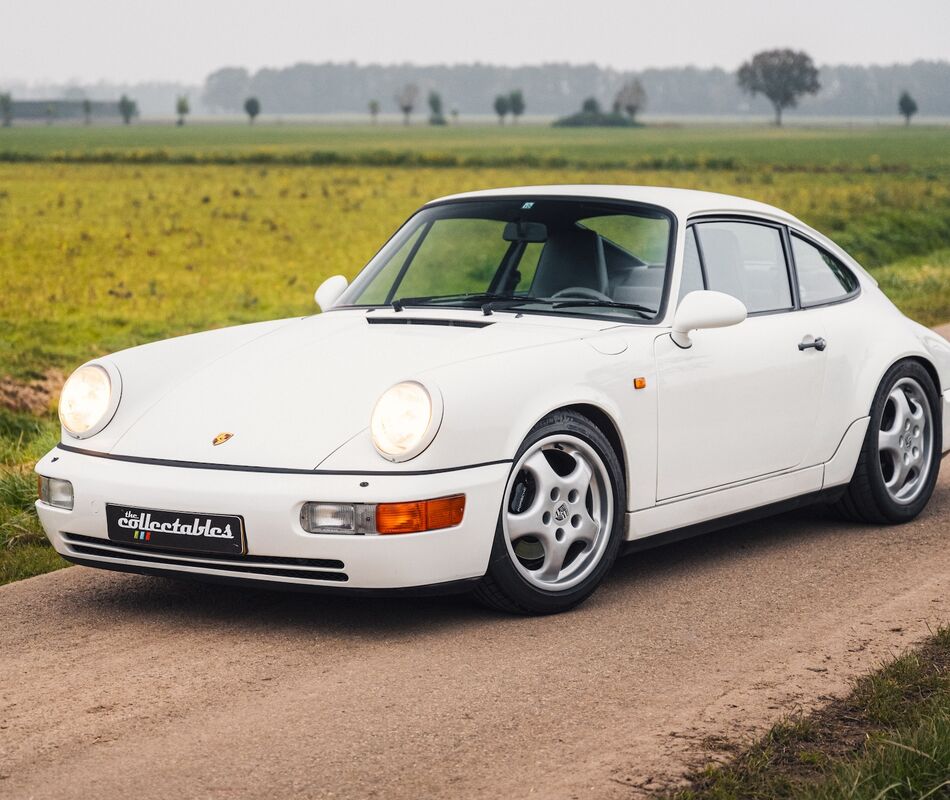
[391,292,515,312]
[550,299,655,318]
[390,293,655,319]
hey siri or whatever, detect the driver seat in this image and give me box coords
[531,228,608,298]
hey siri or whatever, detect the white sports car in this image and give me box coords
[36,186,950,614]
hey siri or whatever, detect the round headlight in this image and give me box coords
[59,363,120,439]
[370,381,442,462]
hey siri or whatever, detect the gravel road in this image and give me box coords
[2,461,948,799]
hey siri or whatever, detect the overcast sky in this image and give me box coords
[4,0,949,84]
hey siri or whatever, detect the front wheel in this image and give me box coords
[473,410,625,615]
[836,361,941,524]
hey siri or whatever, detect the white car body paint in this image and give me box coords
[35,185,950,592]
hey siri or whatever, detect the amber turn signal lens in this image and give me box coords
[633,377,647,390]
[375,495,465,535]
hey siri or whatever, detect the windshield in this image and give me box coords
[337,197,674,322]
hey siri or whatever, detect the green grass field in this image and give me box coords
[2,124,950,589]
[4,122,950,172]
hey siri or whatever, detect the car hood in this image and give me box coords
[106,309,611,469]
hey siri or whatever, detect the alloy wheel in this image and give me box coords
[877,376,934,505]
[502,434,614,591]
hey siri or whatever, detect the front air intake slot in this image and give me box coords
[367,317,493,329]
[61,532,348,582]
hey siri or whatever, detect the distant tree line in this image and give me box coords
[201,60,950,118]
[0,60,939,127]
[0,98,128,123]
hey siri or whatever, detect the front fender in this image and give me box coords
[317,335,660,511]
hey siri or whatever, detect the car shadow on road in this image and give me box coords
[58,502,874,639]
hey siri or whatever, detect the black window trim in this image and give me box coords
[384,220,433,304]
[681,227,708,295]
[686,213,862,316]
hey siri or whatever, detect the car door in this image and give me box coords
[654,220,828,500]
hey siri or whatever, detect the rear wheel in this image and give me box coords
[473,410,625,615]
[836,361,941,524]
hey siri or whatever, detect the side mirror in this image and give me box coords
[314,275,348,312]
[671,290,747,349]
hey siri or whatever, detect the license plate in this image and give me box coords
[106,504,246,555]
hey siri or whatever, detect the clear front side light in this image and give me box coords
[300,502,376,535]
[38,476,74,510]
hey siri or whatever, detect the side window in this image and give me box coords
[791,234,859,306]
[678,228,705,301]
[694,221,792,314]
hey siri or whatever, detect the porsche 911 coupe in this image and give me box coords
[36,186,950,613]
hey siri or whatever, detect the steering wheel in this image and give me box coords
[550,286,613,302]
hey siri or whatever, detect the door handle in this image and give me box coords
[798,337,827,352]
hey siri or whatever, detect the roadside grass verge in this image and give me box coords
[0,409,65,586]
[873,249,950,328]
[669,627,950,800]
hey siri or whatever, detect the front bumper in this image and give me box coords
[35,447,509,591]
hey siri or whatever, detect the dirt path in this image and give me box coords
[2,463,949,799]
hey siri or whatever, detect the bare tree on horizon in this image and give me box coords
[614,79,647,123]
[395,84,419,125]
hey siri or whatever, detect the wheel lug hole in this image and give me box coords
[568,489,579,503]
[905,421,910,432]
[570,514,581,528]
[913,447,919,458]
[549,488,560,501]
[555,528,565,542]
[542,511,551,525]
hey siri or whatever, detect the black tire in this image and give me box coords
[835,360,941,524]
[472,410,626,615]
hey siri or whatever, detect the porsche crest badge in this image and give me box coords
[212,432,234,446]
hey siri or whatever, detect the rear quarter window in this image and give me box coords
[791,234,859,306]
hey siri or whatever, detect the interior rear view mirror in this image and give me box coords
[503,221,548,243]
